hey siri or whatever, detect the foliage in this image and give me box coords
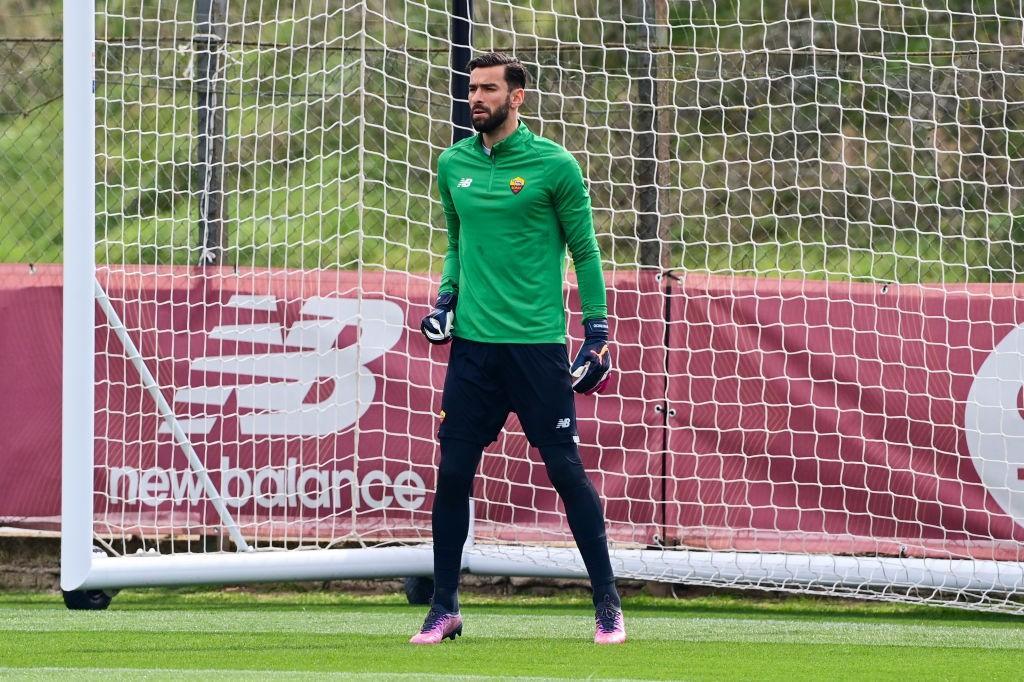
[2,1,1023,282]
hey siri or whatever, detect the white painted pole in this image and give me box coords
[82,546,435,589]
[61,0,97,592]
[77,544,1024,597]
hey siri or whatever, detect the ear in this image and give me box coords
[509,87,526,110]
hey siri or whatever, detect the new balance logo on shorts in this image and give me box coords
[555,418,572,429]
[457,177,473,188]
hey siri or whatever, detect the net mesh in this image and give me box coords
[87,0,1024,611]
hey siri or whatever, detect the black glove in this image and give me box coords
[570,318,612,394]
[420,291,457,345]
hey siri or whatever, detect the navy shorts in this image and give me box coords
[438,337,579,448]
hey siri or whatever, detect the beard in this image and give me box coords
[471,98,511,133]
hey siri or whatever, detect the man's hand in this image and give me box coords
[420,291,457,345]
[571,318,612,394]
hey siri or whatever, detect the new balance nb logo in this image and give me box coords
[160,295,404,438]
[457,177,473,188]
[555,418,572,429]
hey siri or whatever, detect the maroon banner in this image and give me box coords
[1,265,1023,559]
[663,276,1024,560]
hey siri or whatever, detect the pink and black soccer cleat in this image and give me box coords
[409,605,463,645]
[594,597,626,644]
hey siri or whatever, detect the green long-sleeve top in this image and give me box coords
[436,121,606,344]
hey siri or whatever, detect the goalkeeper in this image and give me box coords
[411,52,624,646]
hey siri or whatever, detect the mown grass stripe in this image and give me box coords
[1,609,1021,650]
[0,667,641,682]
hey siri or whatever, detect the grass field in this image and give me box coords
[0,590,1022,680]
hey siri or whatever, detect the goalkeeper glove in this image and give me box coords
[571,318,612,395]
[420,291,457,345]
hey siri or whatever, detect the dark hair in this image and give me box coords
[466,52,528,91]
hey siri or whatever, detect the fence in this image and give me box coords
[4,2,1024,281]
[0,38,62,266]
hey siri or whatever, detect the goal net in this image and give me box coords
[63,0,1024,612]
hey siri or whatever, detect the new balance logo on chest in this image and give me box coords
[555,418,572,429]
[457,177,473,188]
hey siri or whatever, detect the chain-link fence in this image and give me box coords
[0,38,62,266]
[5,2,1024,281]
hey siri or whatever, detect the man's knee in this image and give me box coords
[437,437,483,498]
[436,464,473,494]
[538,442,590,492]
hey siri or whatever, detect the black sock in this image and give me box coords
[432,586,459,613]
[592,581,621,609]
[431,437,484,612]
[538,442,619,610]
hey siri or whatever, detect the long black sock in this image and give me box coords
[431,437,484,612]
[538,442,620,609]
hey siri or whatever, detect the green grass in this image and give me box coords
[0,590,1021,680]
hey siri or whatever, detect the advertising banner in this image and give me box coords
[1,266,1021,559]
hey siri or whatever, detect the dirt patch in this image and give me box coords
[0,537,60,591]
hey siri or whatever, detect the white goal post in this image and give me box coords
[63,0,1024,613]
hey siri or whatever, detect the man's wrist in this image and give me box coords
[582,317,608,341]
[436,291,457,311]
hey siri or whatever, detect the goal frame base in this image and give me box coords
[64,543,1024,595]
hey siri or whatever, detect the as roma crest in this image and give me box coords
[509,176,526,194]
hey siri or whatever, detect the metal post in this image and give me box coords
[450,0,473,143]
[634,0,664,270]
[62,0,97,593]
[193,0,228,266]
[451,0,476,541]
